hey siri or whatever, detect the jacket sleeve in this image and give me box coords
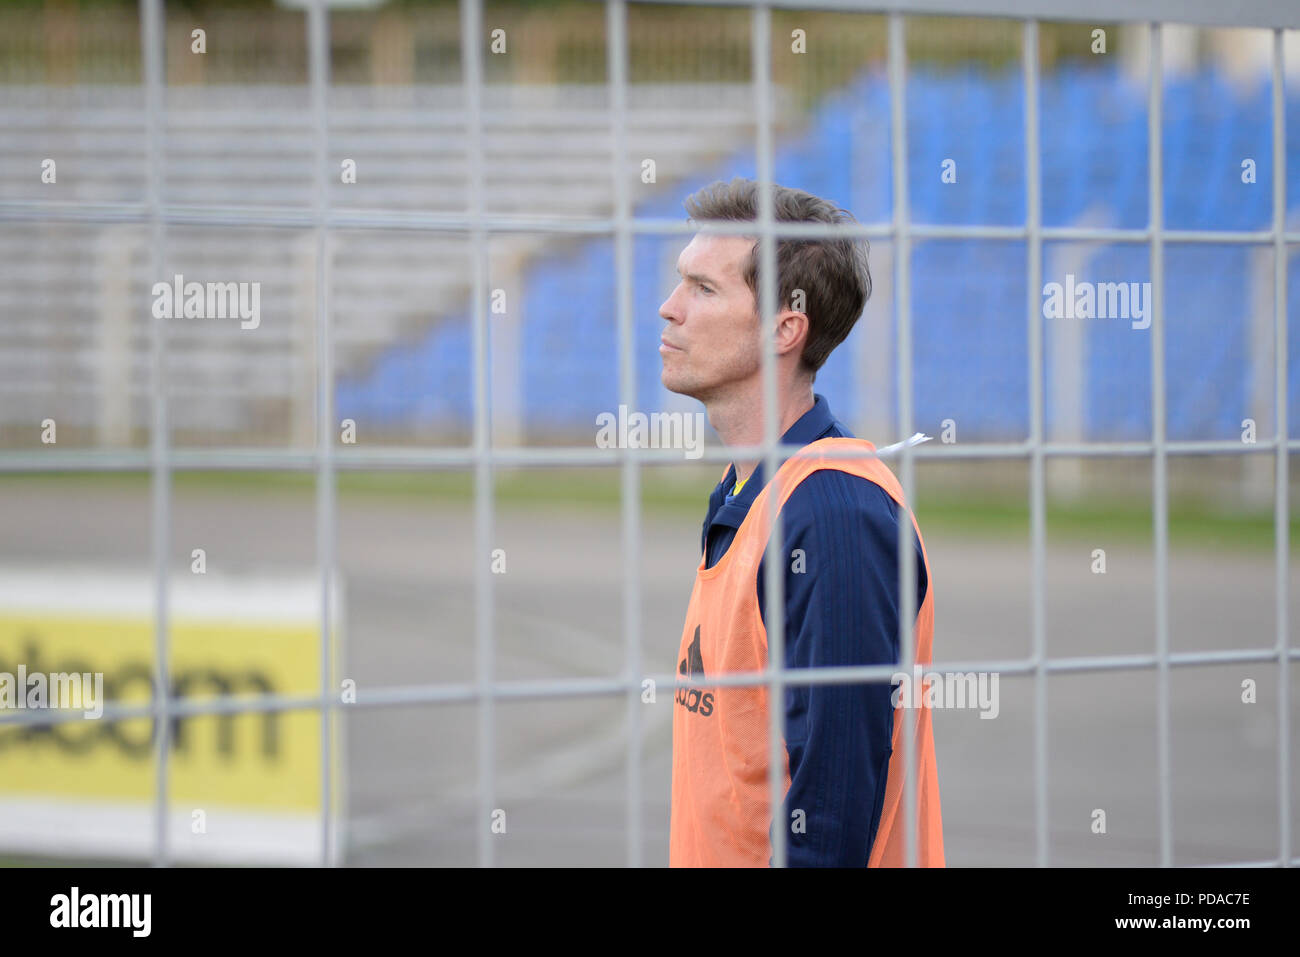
[759,469,925,866]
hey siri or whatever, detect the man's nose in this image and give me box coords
[659,286,682,322]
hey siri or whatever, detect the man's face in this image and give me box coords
[658,233,761,401]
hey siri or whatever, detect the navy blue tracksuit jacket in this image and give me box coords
[701,394,928,867]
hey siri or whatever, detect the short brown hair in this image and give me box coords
[683,177,871,377]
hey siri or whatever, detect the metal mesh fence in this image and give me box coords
[0,0,1295,867]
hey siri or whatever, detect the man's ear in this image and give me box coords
[773,307,810,361]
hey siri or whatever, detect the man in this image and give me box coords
[660,177,944,867]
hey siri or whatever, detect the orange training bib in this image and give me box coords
[668,437,944,867]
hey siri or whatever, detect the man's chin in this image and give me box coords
[660,373,699,400]
[660,369,683,395]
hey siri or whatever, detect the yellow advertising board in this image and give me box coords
[0,567,343,864]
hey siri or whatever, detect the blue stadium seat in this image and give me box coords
[340,66,1300,444]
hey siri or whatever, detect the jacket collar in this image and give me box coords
[701,393,846,547]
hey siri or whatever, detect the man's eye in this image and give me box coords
[699,285,713,294]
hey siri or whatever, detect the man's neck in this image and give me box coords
[708,384,815,486]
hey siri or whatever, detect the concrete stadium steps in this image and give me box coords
[0,224,493,435]
[0,83,781,209]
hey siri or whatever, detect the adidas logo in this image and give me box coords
[675,625,715,718]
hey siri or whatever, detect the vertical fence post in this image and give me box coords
[306,0,337,867]
[1147,20,1174,869]
[1024,16,1050,870]
[139,0,171,869]
[460,0,496,869]
[752,1,789,870]
[606,0,644,869]
[1270,26,1291,870]
[887,10,920,869]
